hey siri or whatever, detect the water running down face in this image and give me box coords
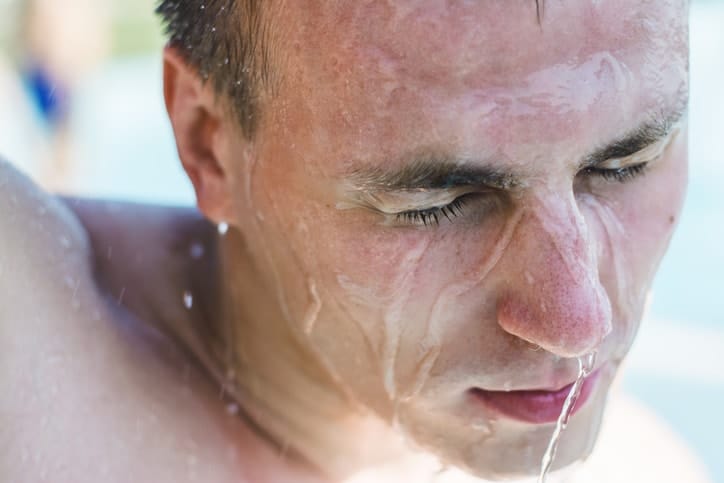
[187,0,690,480]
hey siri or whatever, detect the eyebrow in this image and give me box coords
[345,102,687,193]
[345,154,520,192]
[580,104,687,169]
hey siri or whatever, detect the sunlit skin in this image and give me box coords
[158,0,692,480]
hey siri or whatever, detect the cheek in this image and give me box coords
[319,210,510,317]
[297,209,510,403]
[620,144,687,277]
[586,143,688,327]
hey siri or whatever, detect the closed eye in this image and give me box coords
[394,196,470,226]
[579,126,680,184]
[582,162,650,183]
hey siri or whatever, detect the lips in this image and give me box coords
[469,368,602,424]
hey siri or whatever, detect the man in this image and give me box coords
[0,1,710,482]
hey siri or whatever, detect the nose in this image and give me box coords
[495,195,612,358]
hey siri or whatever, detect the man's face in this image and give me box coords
[222,0,688,478]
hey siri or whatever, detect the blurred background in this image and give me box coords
[0,1,722,481]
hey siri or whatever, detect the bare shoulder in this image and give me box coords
[0,159,93,303]
[0,160,253,482]
[581,390,713,483]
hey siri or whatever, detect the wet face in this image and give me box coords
[221,0,689,479]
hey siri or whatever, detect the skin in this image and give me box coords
[0,1,701,482]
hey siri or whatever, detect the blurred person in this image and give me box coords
[16,0,109,190]
[0,0,50,171]
[0,45,49,173]
[0,1,711,482]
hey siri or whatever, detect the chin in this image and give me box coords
[396,368,613,481]
[463,402,606,480]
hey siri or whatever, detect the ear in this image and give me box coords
[163,46,235,224]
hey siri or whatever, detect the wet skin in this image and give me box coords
[167,0,690,480]
[0,1,691,482]
[0,171,708,483]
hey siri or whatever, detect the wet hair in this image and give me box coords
[156,0,273,139]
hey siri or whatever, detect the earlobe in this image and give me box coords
[162,46,234,223]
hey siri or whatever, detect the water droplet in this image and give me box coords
[117,287,126,305]
[226,402,240,415]
[471,420,492,434]
[183,291,194,309]
[59,236,71,249]
[189,242,205,259]
[303,280,322,335]
[525,270,535,285]
[218,222,229,236]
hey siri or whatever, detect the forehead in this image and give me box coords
[284,0,687,75]
[315,2,637,76]
[269,1,688,167]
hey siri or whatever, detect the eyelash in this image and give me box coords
[395,197,470,226]
[583,161,650,183]
[393,161,651,227]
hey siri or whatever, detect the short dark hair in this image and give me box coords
[156,0,273,138]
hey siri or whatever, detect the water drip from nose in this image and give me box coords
[538,351,597,483]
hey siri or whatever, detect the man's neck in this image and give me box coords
[205,232,420,481]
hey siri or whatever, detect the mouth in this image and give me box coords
[469,367,602,424]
